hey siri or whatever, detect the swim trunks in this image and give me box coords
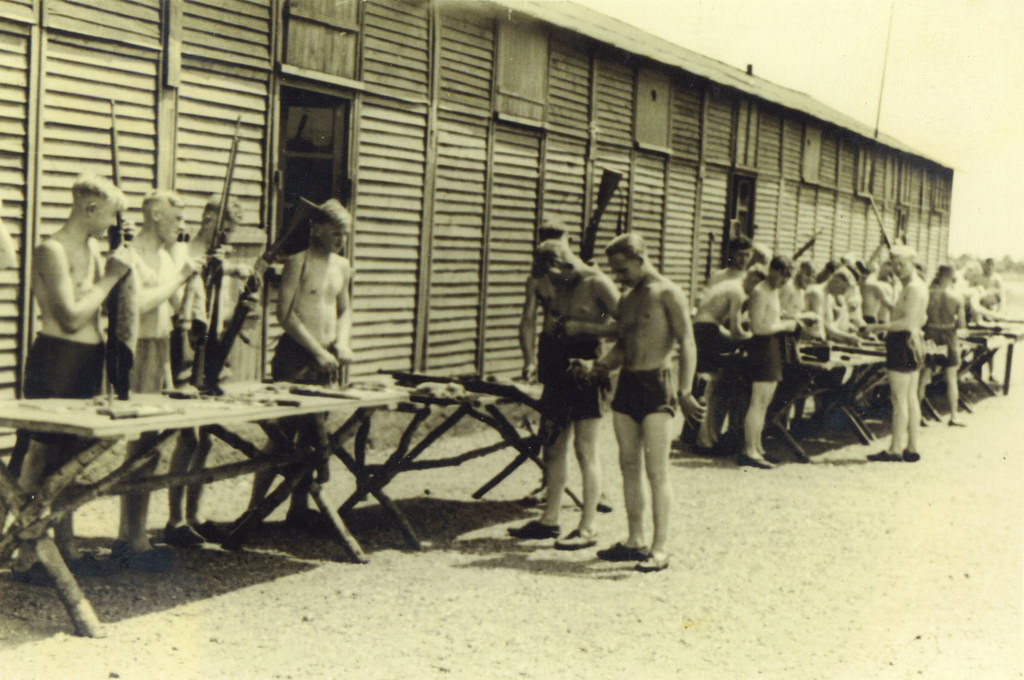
[885,330,924,372]
[611,368,678,424]
[744,333,786,382]
[693,322,735,374]
[924,326,960,368]
[536,333,602,427]
[272,333,330,385]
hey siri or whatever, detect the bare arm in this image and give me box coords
[34,240,125,333]
[563,275,620,338]
[664,286,704,418]
[881,282,928,332]
[331,257,354,362]
[136,252,200,314]
[824,295,860,344]
[519,276,539,377]
[749,286,796,336]
[726,288,752,340]
[276,253,334,365]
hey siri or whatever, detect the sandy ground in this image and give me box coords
[1,354,1022,679]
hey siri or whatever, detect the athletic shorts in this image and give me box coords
[924,326,960,368]
[21,334,104,461]
[611,368,677,424]
[272,333,329,386]
[536,333,602,427]
[693,322,735,374]
[886,330,924,372]
[745,333,786,383]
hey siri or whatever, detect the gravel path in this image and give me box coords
[1,365,1021,680]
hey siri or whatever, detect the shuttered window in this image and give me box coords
[495,18,547,123]
[635,68,670,152]
[801,123,821,184]
[285,0,358,79]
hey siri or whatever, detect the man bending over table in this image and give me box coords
[246,198,353,528]
[15,175,132,570]
[593,233,702,573]
[507,238,618,549]
[865,244,928,462]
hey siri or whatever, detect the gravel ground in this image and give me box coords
[1,358,1021,680]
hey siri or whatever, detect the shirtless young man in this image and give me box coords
[741,256,799,470]
[861,260,897,326]
[692,266,765,454]
[165,196,251,547]
[508,239,618,548]
[16,175,132,565]
[704,235,753,290]
[803,268,862,345]
[779,261,815,323]
[593,233,702,572]
[865,245,928,462]
[921,265,966,427]
[115,191,204,555]
[246,199,353,524]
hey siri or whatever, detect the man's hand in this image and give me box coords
[105,245,133,280]
[679,392,705,420]
[329,342,354,364]
[179,254,205,281]
[315,349,341,385]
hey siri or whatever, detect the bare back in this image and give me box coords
[694,279,743,328]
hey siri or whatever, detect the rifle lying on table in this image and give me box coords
[199,196,315,394]
[191,116,242,392]
[104,98,138,401]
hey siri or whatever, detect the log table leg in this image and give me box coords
[1004,344,1014,396]
[34,537,104,638]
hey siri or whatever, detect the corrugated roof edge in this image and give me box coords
[482,0,951,171]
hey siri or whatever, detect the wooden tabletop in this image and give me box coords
[0,382,411,439]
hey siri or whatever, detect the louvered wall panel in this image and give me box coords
[756,109,781,174]
[816,188,836,260]
[594,54,632,146]
[832,192,853,262]
[439,10,492,113]
[663,160,696,289]
[39,38,158,235]
[542,135,586,240]
[704,88,732,165]
[363,0,429,99]
[175,68,267,229]
[927,213,942,270]
[0,25,28,407]
[670,82,701,159]
[547,33,589,135]
[484,126,540,377]
[631,153,665,269]
[781,118,802,180]
[696,166,728,290]
[754,176,779,253]
[838,137,857,194]
[776,179,798,257]
[795,184,820,265]
[935,212,950,264]
[851,198,871,260]
[590,143,630,257]
[426,112,488,374]
[182,0,271,70]
[820,131,838,186]
[44,0,161,48]
[0,0,33,23]
[351,99,426,374]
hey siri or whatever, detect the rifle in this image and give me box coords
[201,197,315,393]
[104,99,138,401]
[579,169,622,263]
[792,227,821,261]
[867,196,895,251]
[191,116,242,391]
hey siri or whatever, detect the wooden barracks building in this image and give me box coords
[0,0,954,398]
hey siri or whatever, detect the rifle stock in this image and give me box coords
[792,227,821,261]
[579,169,621,263]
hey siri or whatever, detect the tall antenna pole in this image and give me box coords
[873,1,895,139]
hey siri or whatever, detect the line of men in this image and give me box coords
[508,228,1005,571]
[11,174,353,578]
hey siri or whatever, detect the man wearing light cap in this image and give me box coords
[865,244,928,462]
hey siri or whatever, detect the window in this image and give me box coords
[857,146,874,195]
[635,67,670,151]
[496,17,548,123]
[801,123,821,183]
[284,0,359,79]
[278,87,352,250]
[726,172,757,256]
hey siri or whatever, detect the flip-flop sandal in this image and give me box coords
[554,529,598,550]
[194,521,228,543]
[635,552,670,573]
[596,542,650,562]
[508,520,560,540]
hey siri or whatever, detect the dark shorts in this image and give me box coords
[611,368,677,424]
[537,333,602,427]
[22,334,105,459]
[863,315,877,325]
[693,322,734,374]
[924,326,960,368]
[272,333,329,386]
[886,331,924,372]
[745,333,787,383]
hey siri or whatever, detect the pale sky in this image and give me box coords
[570,0,1024,259]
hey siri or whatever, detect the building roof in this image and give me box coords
[487,0,949,169]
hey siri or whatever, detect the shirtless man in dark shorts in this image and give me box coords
[692,266,765,454]
[865,244,928,462]
[921,265,966,427]
[741,255,799,470]
[246,199,353,524]
[16,175,132,566]
[593,233,702,572]
[509,238,618,548]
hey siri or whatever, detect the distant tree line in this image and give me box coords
[952,253,1024,274]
